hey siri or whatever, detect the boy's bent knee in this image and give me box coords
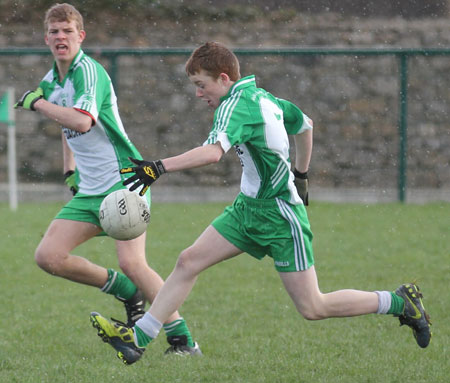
[34,248,53,272]
[34,246,66,275]
[174,247,201,275]
[117,257,143,277]
[175,249,193,269]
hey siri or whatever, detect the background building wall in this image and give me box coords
[0,1,449,199]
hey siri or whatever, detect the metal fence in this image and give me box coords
[1,47,450,202]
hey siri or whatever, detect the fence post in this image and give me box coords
[398,53,409,203]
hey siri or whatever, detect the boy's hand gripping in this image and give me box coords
[121,157,166,196]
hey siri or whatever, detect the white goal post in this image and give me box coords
[0,87,18,211]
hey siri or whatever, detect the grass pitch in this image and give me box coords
[0,201,448,383]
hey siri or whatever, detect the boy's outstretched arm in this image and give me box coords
[15,87,93,133]
[121,143,224,196]
[163,142,224,172]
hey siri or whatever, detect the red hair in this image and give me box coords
[185,42,241,81]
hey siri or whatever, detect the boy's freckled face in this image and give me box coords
[189,70,230,109]
[45,20,85,64]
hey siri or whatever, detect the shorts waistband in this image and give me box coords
[237,192,280,208]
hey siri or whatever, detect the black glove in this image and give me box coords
[14,88,44,111]
[121,157,166,196]
[64,170,78,196]
[293,169,309,206]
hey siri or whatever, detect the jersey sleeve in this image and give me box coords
[72,63,102,124]
[277,98,313,135]
[203,97,253,152]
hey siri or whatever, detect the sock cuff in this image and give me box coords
[135,312,163,339]
[100,268,116,293]
[375,290,392,314]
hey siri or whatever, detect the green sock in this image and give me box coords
[387,292,405,315]
[134,325,152,348]
[163,318,194,347]
[101,268,137,300]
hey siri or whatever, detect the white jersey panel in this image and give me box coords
[46,79,76,107]
[63,122,121,194]
[235,144,261,197]
[260,97,302,204]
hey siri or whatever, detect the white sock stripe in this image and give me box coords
[100,270,117,293]
[163,318,184,331]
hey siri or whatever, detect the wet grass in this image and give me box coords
[1,201,448,383]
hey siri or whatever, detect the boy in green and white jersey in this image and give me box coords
[14,3,200,358]
[40,47,140,195]
[90,42,431,365]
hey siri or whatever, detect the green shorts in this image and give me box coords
[55,181,151,236]
[212,193,314,272]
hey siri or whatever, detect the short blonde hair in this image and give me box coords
[185,42,241,81]
[44,3,84,31]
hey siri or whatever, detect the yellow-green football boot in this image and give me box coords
[90,311,145,364]
[394,283,432,348]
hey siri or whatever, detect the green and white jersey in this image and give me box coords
[205,75,313,204]
[39,49,141,195]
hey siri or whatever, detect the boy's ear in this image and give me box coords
[78,29,86,43]
[219,72,232,85]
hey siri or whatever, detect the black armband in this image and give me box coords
[293,169,308,179]
[63,170,75,180]
[154,160,166,175]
